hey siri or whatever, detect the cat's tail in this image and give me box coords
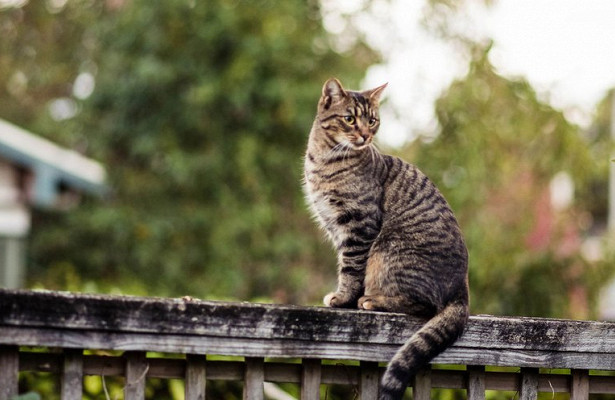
[379,300,469,400]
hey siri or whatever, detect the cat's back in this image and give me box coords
[378,154,467,261]
[379,154,450,217]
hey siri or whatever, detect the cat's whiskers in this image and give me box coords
[325,142,346,159]
[343,141,358,162]
[326,140,355,163]
[343,141,352,158]
[368,144,376,166]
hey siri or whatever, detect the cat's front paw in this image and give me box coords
[323,292,354,308]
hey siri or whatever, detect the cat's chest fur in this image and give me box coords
[303,153,382,247]
[305,185,337,227]
[303,160,346,240]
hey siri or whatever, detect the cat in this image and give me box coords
[303,78,469,400]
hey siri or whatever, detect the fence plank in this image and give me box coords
[15,352,615,395]
[3,289,615,356]
[301,358,321,400]
[590,375,615,394]
[519,368,538,400]
[5,289,615,399]
[413,368,431,400]
[4,325,615,370]
[0,346,18,400]
[185,354,206,400]
[61,349,83,400]
[467,365,486,400]
[359,361,379,400]
[571,369,589,400]
[125,351,148,400]
[243,357,264,400]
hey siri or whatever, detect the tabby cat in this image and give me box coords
[303,78,469,400]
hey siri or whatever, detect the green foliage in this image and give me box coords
[408,48,613,318]
[577,89,614,222]
[3,0,613,321]
[0,0,103,143]
[13,0,377,302]
[5,2,615,399]
[2,0,612,321]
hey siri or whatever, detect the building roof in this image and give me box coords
[0,118,107,207]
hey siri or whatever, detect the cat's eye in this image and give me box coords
[343,115,355,125]
[368,117,378,127]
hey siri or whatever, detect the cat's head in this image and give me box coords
[316,78,387,150]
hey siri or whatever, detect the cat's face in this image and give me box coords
[317,78,387,150]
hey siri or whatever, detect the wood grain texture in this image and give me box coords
[61,349,83,400]
[570,369,589,400]
[590,375,615,394]
[1,289,615,375]
[185,354,206,400]
[2,327,615,370]
[2,290,614,351]
[9,353,615,400]
[0,346,18,400]
[301,358,321,400]
[359,361,379,400]
[15,351,615,395]
[519,368,539,400]
[243,357,264,400]
[467,366,485,400]
[124,351,147,400]
[413,368,431,400]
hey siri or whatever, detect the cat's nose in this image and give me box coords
[356,135,366,145]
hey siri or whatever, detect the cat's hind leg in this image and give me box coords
[358,294,436,316]
[358,294,405,312]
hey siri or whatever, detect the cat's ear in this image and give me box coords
[364,82,388,104]
[321,78,346,110]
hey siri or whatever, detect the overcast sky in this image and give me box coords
[323,0,615,147]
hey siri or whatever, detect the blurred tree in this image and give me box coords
[0,0,104,145]
[10,0,615,398]
[578,89,614,226]
[406,47,614,318]
[23,0,378,302]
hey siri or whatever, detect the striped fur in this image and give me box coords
[303,78,469,400]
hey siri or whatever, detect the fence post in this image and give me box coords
[61,349,83,400]
[359,361,379,400]
[571,369,589,400]
[301,358,321,400]
[0,346,18,400]
[185,354,207,400]
[243,357,264,400]
[413,367,431,400]
[125,351,148,400]
[467,365,486,400]
[519,368,539,400]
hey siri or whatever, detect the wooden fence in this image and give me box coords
[0,289,614,400]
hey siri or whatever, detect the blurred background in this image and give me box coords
[1,0,614,321]
[3,0,615,398]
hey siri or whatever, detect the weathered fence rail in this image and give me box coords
[0,289,614,399]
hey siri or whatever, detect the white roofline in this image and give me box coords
[0,118,106,187]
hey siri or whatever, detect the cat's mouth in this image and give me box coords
[348,136,372,149]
